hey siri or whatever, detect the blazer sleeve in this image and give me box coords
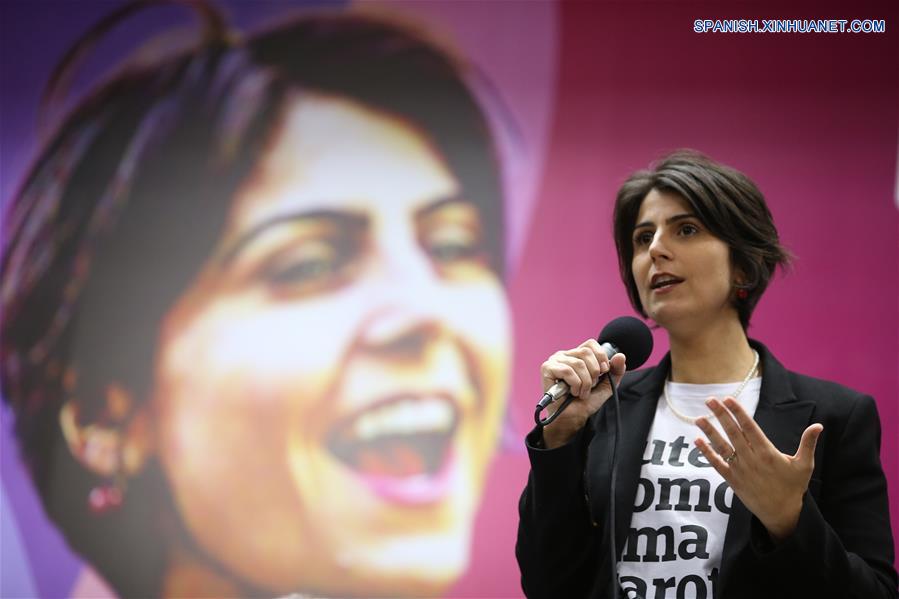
[516,423,604,598]
[749,393,898,598]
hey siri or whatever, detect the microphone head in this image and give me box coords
[598,316,654,369]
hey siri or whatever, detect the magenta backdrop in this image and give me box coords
[1,1,896,597]
[507,2,898,594]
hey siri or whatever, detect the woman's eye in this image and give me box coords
[633,231,654,246]
[679,223,699,236]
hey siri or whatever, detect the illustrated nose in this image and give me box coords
[355,231,446,358]
[357,305,441,358]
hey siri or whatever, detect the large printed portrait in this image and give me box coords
[1,1,555,597]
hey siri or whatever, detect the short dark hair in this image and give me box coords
[613,150,790,329]
[0,5,504,595]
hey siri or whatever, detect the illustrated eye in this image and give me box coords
[426,235,483,263]
[270,256,334,284]
[417,200,494,277]
[263,240,344,289]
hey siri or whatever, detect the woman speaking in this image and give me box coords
[516,151,897,598]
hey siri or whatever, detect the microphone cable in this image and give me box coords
[534,390,575,426]
[608,373,622,599]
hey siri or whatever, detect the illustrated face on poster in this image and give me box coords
[151,93,511,594]
[0,3,555,595]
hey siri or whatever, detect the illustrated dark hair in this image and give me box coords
[613,150,791,329]
[0,2,505,595]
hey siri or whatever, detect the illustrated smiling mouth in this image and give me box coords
[327,396,458,479]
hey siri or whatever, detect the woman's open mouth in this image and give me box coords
[650,274,684,293]
[326,395,460,505]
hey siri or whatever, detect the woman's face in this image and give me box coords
[150,93,511,595]
[630,189,737,332]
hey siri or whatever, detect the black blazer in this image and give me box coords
[517,340,897,598]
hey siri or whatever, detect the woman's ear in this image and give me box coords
[59,383,154,478]
[732,262,752,292]
[731,262,747,286]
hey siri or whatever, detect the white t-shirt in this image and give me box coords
[617,378,761,599]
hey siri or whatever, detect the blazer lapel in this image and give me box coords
[613,356,670,554]
[719,340,815,588]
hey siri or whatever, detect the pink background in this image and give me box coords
[2,1,896,597]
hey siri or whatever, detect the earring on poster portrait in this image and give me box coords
[87,431,135,515]
[88,450,128,515]
[58,380,140,514]
[85,383,132,515]
[736,288,749,300]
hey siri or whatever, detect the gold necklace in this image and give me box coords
[663,350,759,425]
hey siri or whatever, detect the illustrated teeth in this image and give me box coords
[352,399,454,441]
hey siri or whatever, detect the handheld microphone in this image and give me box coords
[531,316,653,599]
[535,316,653,416]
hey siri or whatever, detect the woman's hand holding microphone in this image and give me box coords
[540,340,627,449]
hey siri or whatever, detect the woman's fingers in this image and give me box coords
[695,407,822,541]
[557,355,595,396]
[540,356,592,397]
[705,398,751,454]
[540,339,611,397]
[693,436,733,475]
[721,397,774,451]
[540,359,585,396]
[794,423,824,466]
[608,352,627,382]
[694,415,735,464]
[570,342,605,384]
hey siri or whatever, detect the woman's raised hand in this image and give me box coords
[694,397,823,542]
[540,339,627,449]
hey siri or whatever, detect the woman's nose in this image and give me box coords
[648,231,672,261]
